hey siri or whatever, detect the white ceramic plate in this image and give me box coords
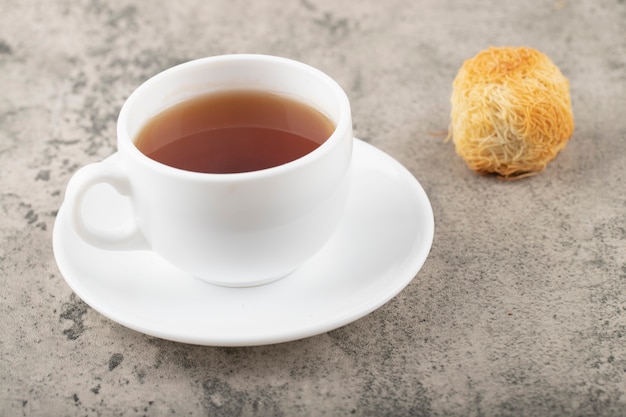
[52,139,434,346]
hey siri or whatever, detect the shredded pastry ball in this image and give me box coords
[448,46,574,179]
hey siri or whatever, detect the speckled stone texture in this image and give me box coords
[2,0,626,416]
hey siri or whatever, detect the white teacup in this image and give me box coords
[62,54,353,287]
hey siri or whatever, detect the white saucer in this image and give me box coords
[52,139,434,346]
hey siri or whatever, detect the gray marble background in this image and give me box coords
[2,0,626,415]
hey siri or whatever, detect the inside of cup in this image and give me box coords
[123,55,349,145]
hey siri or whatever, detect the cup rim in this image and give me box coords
[116,54,352,182]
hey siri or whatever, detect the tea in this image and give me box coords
[134,90,335,174]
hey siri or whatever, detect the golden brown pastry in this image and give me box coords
[448,46,574,180]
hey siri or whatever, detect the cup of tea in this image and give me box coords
[62,54,353,287]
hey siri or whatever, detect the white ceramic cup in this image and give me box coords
[62,54,353,287]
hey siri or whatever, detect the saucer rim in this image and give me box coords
[52,138,435,346]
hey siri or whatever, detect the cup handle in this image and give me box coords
[63,160,149,251]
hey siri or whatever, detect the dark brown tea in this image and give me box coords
[134,90,335,174]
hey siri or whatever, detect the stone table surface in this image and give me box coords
[2,0,626,416]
